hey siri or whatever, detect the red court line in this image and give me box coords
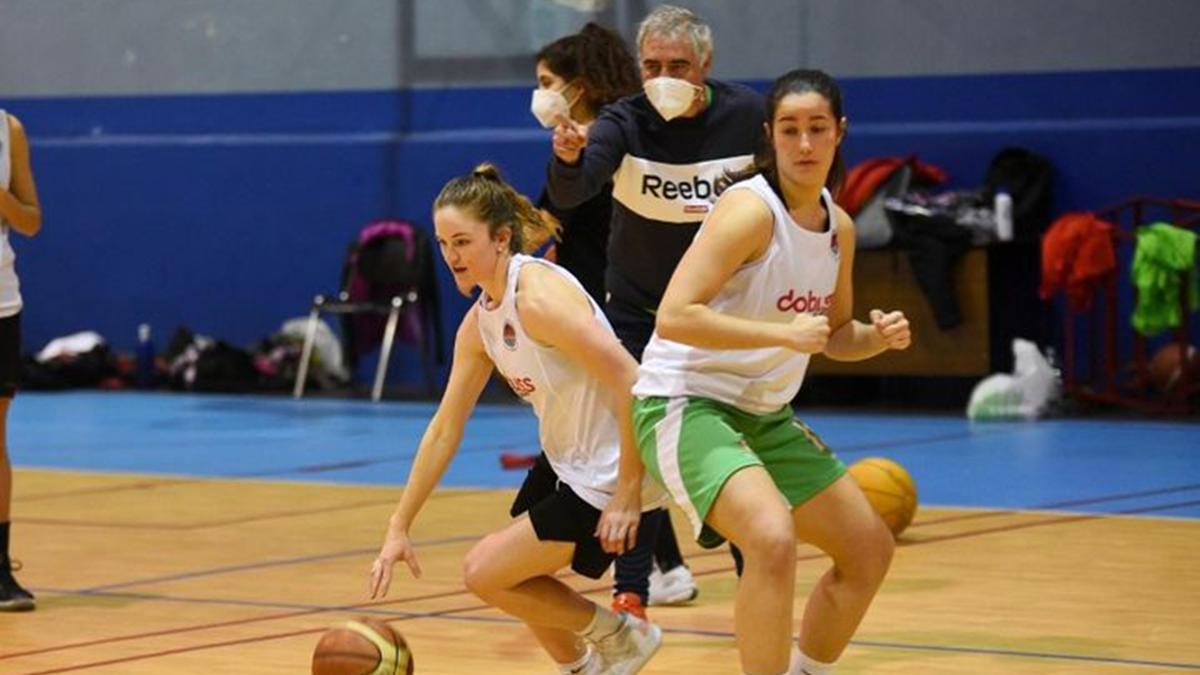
[9,499,1195,672]
[0,586,484,660]
[16,600,497,675]
[2,559,616,664]
[680,497,1200,570]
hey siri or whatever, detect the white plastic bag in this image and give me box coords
[967,338,1060,420]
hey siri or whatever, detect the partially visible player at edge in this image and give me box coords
[0,109,42,613]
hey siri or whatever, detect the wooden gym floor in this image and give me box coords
[0,392,1196,674]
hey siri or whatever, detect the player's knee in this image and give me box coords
[867,521,895,581]
[844,517,894,586]
[739,518,796,576]
[461,542,499,597]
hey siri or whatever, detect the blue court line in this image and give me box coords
[1117,498,1200,516]
[656,626,1200,671]
[83,534,478,593]
[15,587,430,618]
[1038,483,1200,510]
[209,426,994,483]
[835,427,1018,453]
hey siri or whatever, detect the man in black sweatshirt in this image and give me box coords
[546,3,764,619]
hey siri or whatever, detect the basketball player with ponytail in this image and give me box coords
[632,70,910,674]
[369,164,663,674]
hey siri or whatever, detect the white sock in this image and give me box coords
[577,605,624,641]
[792,649,836,675]
[560,645,596,674]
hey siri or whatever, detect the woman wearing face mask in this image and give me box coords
[633,70,909,675]
[521,21,682,621]
[369,164,665,675]
[530,21,640,304]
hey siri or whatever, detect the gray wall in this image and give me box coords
[0,0,403,95]
[2,0,1199,97]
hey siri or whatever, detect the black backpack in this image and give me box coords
[984,147,1054,241]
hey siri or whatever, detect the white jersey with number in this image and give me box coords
[0,110,23,318]
[477,254,663,510]
[634,175,841,415]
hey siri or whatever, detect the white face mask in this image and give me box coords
[644,77,701,121]
[530,88,571,128]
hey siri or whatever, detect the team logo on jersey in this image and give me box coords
[507,375,536,397]
[830,231,840,260]
[502,322,517,350]
[776,289,835,314]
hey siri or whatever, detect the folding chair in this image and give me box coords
[293,220,438,401]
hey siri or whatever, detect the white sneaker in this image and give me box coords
[592,613,662,675]
[647,564,699,606]
[560,645,603,675]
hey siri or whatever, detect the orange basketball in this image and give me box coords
[1148,343,1197,393]
[312,617,414,675]
[848,457,918,537]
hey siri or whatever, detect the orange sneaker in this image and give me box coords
[610,591,647,620]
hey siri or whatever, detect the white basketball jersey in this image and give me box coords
[478,254,663,510]
[0,110,22,317]
[634,175,842,414]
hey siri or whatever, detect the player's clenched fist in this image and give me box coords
[786,313,830,353]
[870,309,911,350]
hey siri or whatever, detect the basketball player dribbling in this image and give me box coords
[368,164,664,675]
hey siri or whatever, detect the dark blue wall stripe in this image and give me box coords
[5,68,1198,137]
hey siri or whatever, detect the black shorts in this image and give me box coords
[511,453,653,580]
[0,313,21,398]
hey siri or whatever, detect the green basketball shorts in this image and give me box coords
[633,395,846,548]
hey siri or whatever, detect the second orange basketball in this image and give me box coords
[847,456,919,537]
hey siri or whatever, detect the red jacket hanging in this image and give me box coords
[1039,212,1117,311]
[837,156,949,216]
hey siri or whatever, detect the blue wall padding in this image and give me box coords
[3,68,1197,387]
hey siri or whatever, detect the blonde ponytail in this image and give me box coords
[434,163,561,254]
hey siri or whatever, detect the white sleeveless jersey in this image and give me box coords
[634,175,841,414]
[477,254,664,510]
[0,110,22,318]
